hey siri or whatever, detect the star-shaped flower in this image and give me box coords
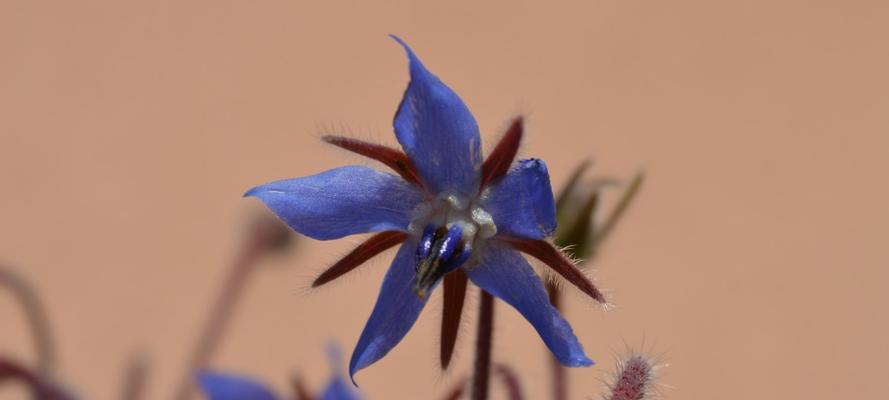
[247,36,606,382]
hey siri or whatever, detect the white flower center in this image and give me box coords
[409,191,497,249]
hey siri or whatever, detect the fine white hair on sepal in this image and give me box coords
[553,242,584,265]
[313,120,393,166]
[538,241,614,310]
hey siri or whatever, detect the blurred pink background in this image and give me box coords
[2,1,888,399]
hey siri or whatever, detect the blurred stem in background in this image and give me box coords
[290,372,315,400]
[548,162,645,400]
[0,358,69,400]
[0,266,57,377]
[441,363,524,400]
[0,266,72,399]
[116,354,149,400]
[172,214,293,400]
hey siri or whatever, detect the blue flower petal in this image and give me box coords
[484,159,557,240]
[464,243,593,367]
[349,241,432,382]
[197,372,279,400]
[246,166,423,240]
[391,35,482,196]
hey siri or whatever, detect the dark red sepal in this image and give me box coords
[498,236,606,303]
[480,117,524,189]
[312,231,409,288]
[440,269,469,369]
[322,135,425,189]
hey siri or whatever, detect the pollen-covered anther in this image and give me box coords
[409,191,497,246]
[470,206,496,239]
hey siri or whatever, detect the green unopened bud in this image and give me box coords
[554,184,599,262]
[553,161,644,265]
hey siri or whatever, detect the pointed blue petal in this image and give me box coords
[464,243,593,367]
[484,159,557,240]
[349,241,433,382]
[197,372,279,400]
[246,166,423,240]
[391,35,482,196]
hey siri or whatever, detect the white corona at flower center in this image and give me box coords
[409,191,497,245]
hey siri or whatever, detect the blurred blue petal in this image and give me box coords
[391,35,482,196]
[197,372,278,400]
[322,343,363,400]
[320,377,363,400]
[350,241,432,382]
[484,159,557,240]
[464,243,593,367]
[246,166,423,240]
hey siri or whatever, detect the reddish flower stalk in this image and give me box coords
[607,355,654,400]
[470,290,495,400]
[172,216,291,400]
[0,266,57,376]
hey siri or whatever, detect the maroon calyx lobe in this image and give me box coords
[498,236,606,304]
[321,135,426,189]
[312,231,409,288]
[480,117,523,189]
[440,268,468,369]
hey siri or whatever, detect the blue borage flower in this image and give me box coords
[247,35,606,382]
[198,345,362,400]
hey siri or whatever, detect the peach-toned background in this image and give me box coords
[2,1,887,399]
